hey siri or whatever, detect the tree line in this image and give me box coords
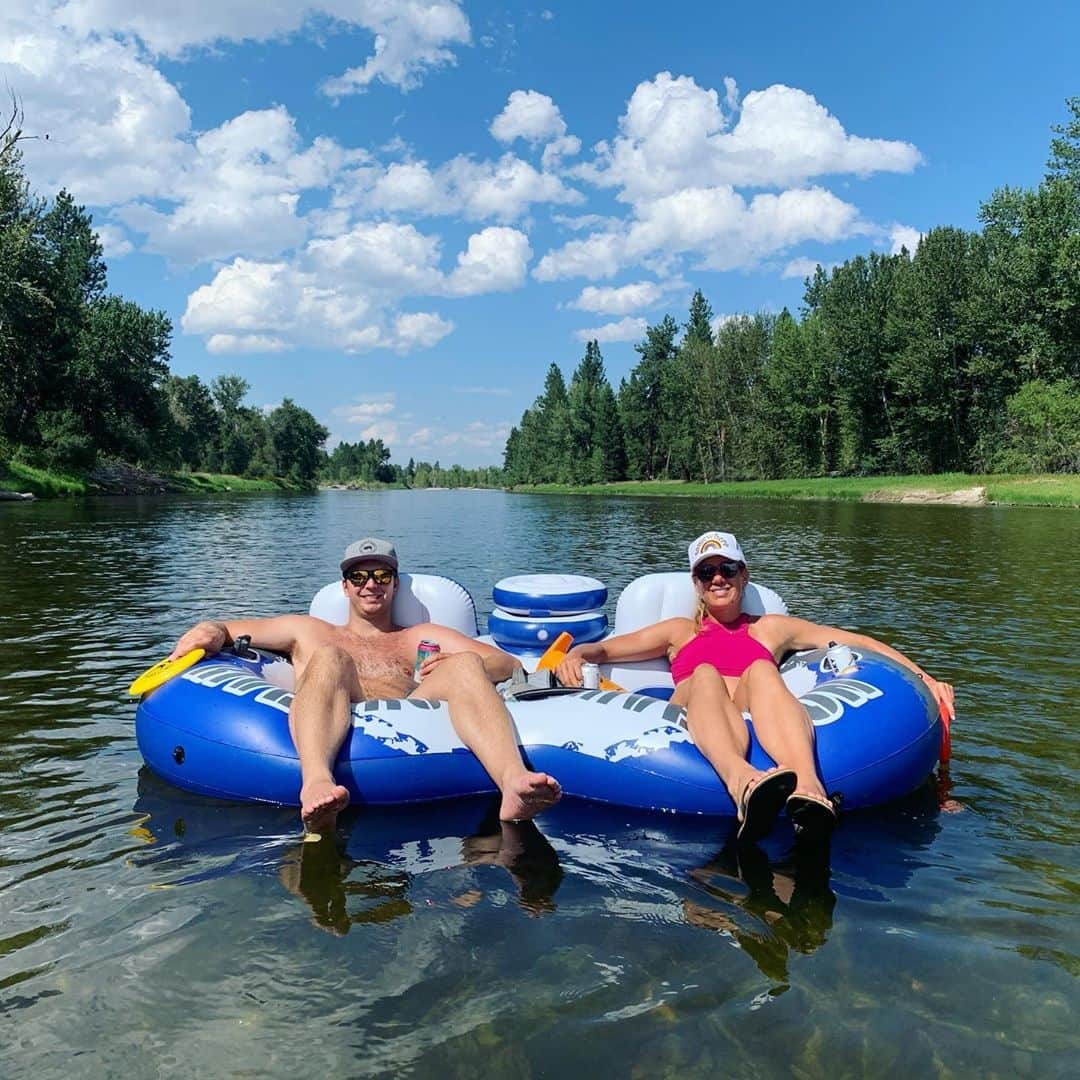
[504,100,1080,484]
[1,106,333,485]
[322,440,504,488]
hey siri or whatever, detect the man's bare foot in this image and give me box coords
[300,779,350,833]
[499,770,561,821]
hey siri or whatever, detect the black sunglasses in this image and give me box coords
[344,567,396,586]
[694,560,742,582]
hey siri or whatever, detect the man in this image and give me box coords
[169,537,562,832]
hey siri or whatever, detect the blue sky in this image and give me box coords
[4,1,1077,466]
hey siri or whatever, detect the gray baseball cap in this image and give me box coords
[341,537,398,574]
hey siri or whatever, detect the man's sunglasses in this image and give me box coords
[344,567,396,586]
[694,560,743,582]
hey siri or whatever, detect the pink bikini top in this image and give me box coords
[669,613,777,684]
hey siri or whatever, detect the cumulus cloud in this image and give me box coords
[890,224,923,255]
[490,90,567,144]
[205,333,289,354]
[574,316,647,343]
[539,185,865,281]
[533,230,626,281]
[444,227,531,295]
[339,152,581,223]
[578,72,922,201]
[569,280,667,315]
[781,256,840,280]
[333,397,397,424]
[51,1,471,93]
[182,219,540,353]
[94,223,133,257]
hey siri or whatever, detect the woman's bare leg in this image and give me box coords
[734,661,828,803]
[289,645,363,832]
[411,652,561,820]
[677,665,782,808]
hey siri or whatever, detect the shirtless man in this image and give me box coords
[169,537,562,832]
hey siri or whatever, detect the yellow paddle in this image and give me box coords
[128,649,205,697]
[534,632,624,691]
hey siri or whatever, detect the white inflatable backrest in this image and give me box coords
[309,573,479,637]
[612,572,788,636]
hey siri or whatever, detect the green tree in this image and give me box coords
[619,315,678,479]
[684,288,715,348]
[267,398,328,484]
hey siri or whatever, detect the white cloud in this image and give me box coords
[578,73,922,202]
[540,185,865,281]
[206,333,289,354]
[94,222,133,257]
[341,152,581,223]
[574,316,647,343]
[333,398,397,424]
[569,280,666,315]
[320,1,471,96]
[782,256,839,280]
[890,224,923,255]
[358,420,402,443]
[444,227,531,295]
[490,90,566,144]
[533,230,626,281]
[52,1,471,93]
[181,219,533,355]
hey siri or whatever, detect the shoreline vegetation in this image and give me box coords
[3,461,1076,507]
[506,474,1080,508]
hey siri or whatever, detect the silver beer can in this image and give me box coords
[823,640,855,676]
[581,662,600,690]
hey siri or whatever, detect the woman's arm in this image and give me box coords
[763,615,955,714]
[555,618,690,687]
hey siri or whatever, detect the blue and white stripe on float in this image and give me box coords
[492,574,607,616]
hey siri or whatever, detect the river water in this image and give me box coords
[1,490,1076,1077]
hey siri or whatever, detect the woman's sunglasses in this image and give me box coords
[694,560,742,582]
[344,567,396,586]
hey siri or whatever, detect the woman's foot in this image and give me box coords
[786,792,838,842]
[736,767,797,844]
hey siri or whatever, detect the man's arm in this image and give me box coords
[168,615,325,661]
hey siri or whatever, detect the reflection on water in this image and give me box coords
[684,842,836,990]
[1,490,1078,1076]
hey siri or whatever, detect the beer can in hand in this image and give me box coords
[581,662,600,690]
[414,639,441,680]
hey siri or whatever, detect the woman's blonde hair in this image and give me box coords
[693,595,708,632]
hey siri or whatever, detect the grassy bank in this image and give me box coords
[0,460,90,496]
[168,472,308,494]
[509,473,1080,508]
[0,461,310,498]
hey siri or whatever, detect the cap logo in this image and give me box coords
[699,538,725,554]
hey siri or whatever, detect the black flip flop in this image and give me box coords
[737,768,798,845]
[787,794,839,842]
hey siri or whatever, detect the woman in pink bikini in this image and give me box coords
[557,531,955,844]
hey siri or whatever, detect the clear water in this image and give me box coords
[1,490,1076,1077]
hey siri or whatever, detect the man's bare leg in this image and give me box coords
[289,645,362,832]
[411,653,561,820]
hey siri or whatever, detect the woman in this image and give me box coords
[556,531,955,844]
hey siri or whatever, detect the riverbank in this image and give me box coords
[0,460,310,498]
[508,473,1080,507]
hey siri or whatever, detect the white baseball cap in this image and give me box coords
[688,531,746,570]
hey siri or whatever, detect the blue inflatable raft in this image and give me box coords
[134,643,941,817]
